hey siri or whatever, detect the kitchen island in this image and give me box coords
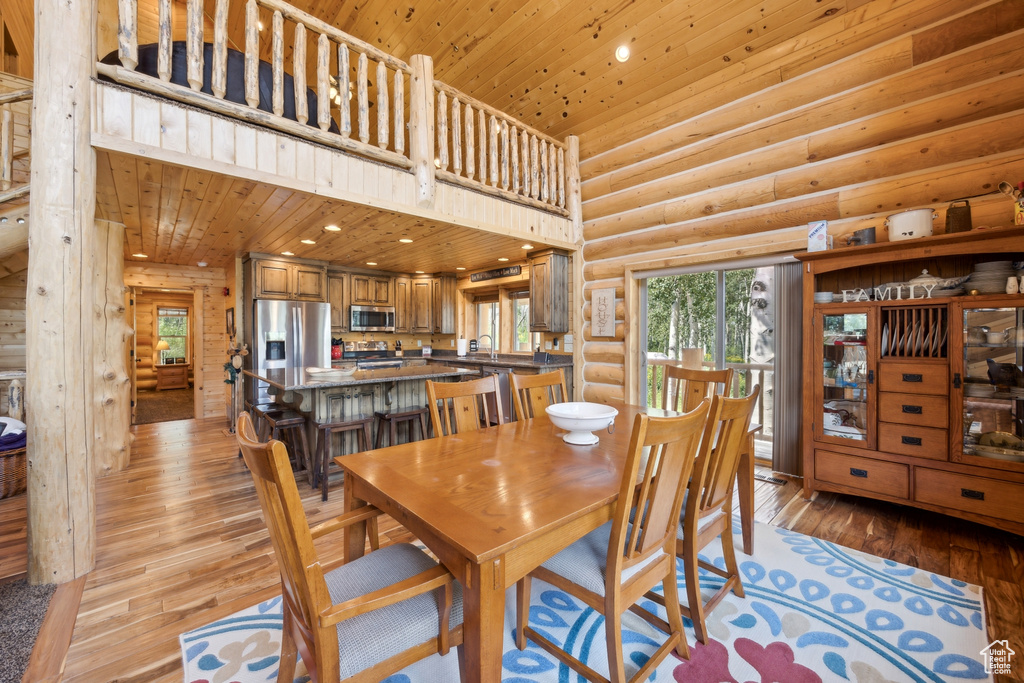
[243,364,475,481]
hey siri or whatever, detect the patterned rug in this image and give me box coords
[180,522,993,682]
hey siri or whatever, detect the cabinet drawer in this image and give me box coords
[878,392,948,428]
[915,468,1024,524]
[877,423,948,461]
[815,450,909,499]
[878,362,949,395]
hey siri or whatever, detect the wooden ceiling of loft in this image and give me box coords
[101,0,854,270]
[96,151,546,272]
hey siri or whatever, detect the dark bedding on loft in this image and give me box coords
[100,41,340,133]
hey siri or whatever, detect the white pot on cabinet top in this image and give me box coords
[885,208,936,241]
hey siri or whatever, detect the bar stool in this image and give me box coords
[314,417,373,501]
[246,401,278,439]
[262,410,311,477]
[374,407,430,448]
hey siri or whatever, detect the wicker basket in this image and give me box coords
[0,446,26,498]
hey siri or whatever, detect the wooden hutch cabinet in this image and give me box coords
[528,248,569,333]
[797,227,1024,535]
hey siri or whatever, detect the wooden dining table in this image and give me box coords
[338,402,757,682]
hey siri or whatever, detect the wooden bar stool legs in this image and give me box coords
[262,410,311,480]
[315,418,373,501]
[373,407,430,448]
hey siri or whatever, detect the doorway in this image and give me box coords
[130,288,197,425]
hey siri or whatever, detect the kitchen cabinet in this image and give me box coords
[252,258,327,302]
[528,248,569,333]
[350,274,393,306]
[328,273,347,330]
[432,275,456,334]
[410,277,432,333]
[797,227,1024,535]
[394,276,411,333]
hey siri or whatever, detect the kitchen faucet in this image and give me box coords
[477,334,497,360]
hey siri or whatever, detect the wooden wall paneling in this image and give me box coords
[0,252,27,374]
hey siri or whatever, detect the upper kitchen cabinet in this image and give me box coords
[410,276,433,334]
[394,276,411,333]
[432,275,457,335]
[529,249,569,333]
[252,258,328,302]
[328,272,347,330]
[351,274,394,306]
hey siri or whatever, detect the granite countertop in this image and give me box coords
[243,365,476,392]
[426,351,573,369]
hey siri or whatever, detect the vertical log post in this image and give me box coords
[393,70,404,154]
[186,0,204,91]
[293,23,308,125]
[158,0,172,81]
[437,89,448,171]
[451,97,461,175]
[357,52,369,144]
[520,129,530,198]
[211,0,229,99]
[530,135,539,200]
[557,146,565,208]
[93,221,133,477]
[465,103,474,180]
[0,105,11,191]
[510,126,520,194]
[376,61,388,150]
[117,0,138,71]
[408,54,435,208]
[566,135,582,242]
[539,139,549,203]
[500,120,509,191]
[316,34,330,131]
[244,0,259,107]
[271,11,284,116]
[337,44,351,137]
[28,0,98,584]
[478,109,486,184]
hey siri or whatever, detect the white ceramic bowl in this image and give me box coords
[545,402,619,445]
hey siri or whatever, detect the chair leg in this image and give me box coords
[362,422,372,451]
[456,643,467,683]
[375,417,386,448]
[418,411,429,440]
[390,417,398,447]
[604,600,627,683]
[662,564,690,660]
[277,605,298,683]
[683,542,709,644]
[515,577,531,650]
[296,424,311,477]
[321,430,332,502]
[720,514,744,599]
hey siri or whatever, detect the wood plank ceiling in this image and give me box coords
[96,0,861,269]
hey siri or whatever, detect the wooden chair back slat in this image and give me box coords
[662,366,733,413]
[426,375,503,437]
[691,386,760,516]
[510,368,568,420]
[611,401,710,572]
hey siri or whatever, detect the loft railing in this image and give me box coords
[432,81,570,217]
[100,0,412,168]
[97,0,580,221]
[0,87,31,205]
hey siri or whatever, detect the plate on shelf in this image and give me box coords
[881,324,889,357]
[969,444,1024,463]
[978,431,1024,449]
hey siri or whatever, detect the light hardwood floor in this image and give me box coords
[1,417,1022,681]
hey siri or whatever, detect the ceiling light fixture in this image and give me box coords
[366,261,377,266]
[16,217,25,224]
[197,261,207,267]
[415,270,424,274]
[498,257,509,262]
[282,251,294,256]
[522,244,533,249]
[301,239,316,245]
[456,267,466,271]
[615,45,630,62]
[399,238,413,243]
[133,253,148,258]
[324,225,341,232]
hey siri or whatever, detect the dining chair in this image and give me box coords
[510,368,568,420]
[426,375,504,436]
[515,400,711,682]
[661,365,734,412]
[648,385,760,646]
[235,412,465,683]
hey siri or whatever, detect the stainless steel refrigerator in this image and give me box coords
[248,299,330,405]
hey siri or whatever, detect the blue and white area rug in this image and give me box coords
[181,522,993,682]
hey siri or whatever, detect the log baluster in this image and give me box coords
[157,0,172,81]
[500,120,509,190]
[451,97,461,176]
[337,44,351,137]
[271,11,284,116]
[186,0,204,91]
[394,70,405,155]
[520,128,530,198]
[510,126,520,194]
[316,34,330,131]
[244,0,259,107]
[548,142,556,206]
[212,0,229,99]
[118,0,138,71]
[376,61,389,150]
[539,139,549,203]
[488,115,498,187]
[0,105,11,191]
[530,134,540,200]
[478,108,487,185]
[437,89,448,170]
[357,52,369,144]
[465,103,475,180]
[557,146,565,208]
[293,23,308,125]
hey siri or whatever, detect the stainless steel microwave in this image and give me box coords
[350,305,395,332]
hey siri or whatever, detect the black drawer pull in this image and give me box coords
[850,468,868,478]
[901,436,922,446]
[961,488,984,501]
[902,373,923,383]
[901,405,923,414]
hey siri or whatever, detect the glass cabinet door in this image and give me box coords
[959,304,1024,466]
[816,308,874,448]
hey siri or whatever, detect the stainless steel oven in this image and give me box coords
[349,305,396,332]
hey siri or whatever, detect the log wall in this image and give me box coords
[578,0,1024,404]
[0,250,27,391]
[124,263,228,418]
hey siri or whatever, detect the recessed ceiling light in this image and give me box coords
[522,244,533,249]
[133,253,148,258]
[282,251,294,256]
[456,267,466,271]
[615,45,630,63]
[498,257,509,262]
[16,217,25,224]
[399,238,414,243]
[324,225,341,231]
[197,261,207,267]
[366,261,377,266]
[301,239,316,244]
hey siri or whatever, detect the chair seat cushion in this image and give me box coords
[538,521,666,596]
[325,543,464,678]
